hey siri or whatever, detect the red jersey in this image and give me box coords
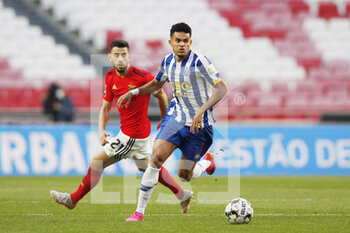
[103,66,154,139]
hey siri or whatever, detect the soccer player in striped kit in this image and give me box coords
[50,40,193,213]
[117,23,228,221]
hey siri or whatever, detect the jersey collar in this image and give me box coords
[174,50,192,64]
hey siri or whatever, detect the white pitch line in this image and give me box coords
[141,213,350,217]
[0,199,325,205]
[1,213,350,217]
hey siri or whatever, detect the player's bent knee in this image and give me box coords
[151,156,165,168]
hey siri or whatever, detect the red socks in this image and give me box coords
[70,167,103,204]
[70,166,182,204]
[158,166,184,199]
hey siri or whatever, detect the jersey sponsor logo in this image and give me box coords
[175,92,191,97]
[171,81,192,97]
[171,81,191,91]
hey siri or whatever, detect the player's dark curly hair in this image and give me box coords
[110,39,129,51]
[170,22,192,38]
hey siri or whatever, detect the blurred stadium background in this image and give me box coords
[1,0,350,182]
[1,0,350,232]
[2,0,350,123]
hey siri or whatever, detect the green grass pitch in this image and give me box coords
[1,176,350,233]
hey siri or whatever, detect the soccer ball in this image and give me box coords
[224,198,253,224]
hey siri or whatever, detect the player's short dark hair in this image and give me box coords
[170,22,192,38]
[110,39,129,51]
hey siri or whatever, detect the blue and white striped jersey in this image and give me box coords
[155,50,222,126]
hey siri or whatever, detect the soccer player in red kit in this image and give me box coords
[50,40,193,214]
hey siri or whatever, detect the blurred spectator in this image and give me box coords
[43,83,74,122]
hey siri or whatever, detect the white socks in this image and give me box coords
[190,160,211,180]
[135,160,211,214]
[136,164,160,214]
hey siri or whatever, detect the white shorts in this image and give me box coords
[103,131,151,161]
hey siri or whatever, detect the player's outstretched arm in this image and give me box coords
[190,80,228,133]
[117,79,165,108]
[98,100,113,145]
[152,88,168,129]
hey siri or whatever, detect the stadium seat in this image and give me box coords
[308,68,331,80]
[0,4,97,81]
[146,40,163,51]
[327,91,350,111]
[295,80,324,95]
[327,60,350,73]
[329,18,350,30]
[255,93,282,108]
[106,30,124,51]
[309,95,335,112]
[270,81,292,95]
[318,2,340,19]
[0,57,9,70]
[284,93,310,109]
[322,81,350,94]
[287,0,310,15]
[346,2,350,16]
[333,70,350,80]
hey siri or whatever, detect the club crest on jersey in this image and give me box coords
[112,84,117,90]
[128,84,136,90]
